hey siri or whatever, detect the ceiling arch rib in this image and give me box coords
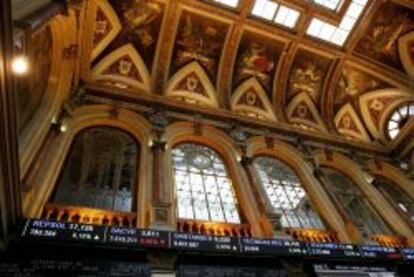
[231,77,277,121]
[359,89,414,143]
[286,92,328,133]
[91,0,121,62]
[91,43,151,92]
[334,103,371,143]
[166,61,219,108]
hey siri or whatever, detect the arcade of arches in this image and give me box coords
[1,0,414,275]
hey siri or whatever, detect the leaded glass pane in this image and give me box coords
[172,143,241,224]
[376,178,414,222]
[321,168,393,238]
[387,103,414,140]
[53,127,138,213]
[254,156,325,230]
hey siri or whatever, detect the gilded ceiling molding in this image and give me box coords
[231,77,277,122]
[275,43,297,107]
[359,89,413,142]
[152,0,180,94]
[286,92,328,133]
[334,103,371,143]
[165,61,219,108]
[19,11,78,178]
[321,58,344,132]
[79,0,98,81]
[90,0,121,62]
[91,43,151,92]
[216,23,244,109]
[398,31,414,79]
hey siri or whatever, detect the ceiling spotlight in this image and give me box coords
[12,56,29,75]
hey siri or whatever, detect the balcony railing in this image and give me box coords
[285,228,339,243]
[42,204,137,227]
[369,234,408,248]
[177,219,252,238]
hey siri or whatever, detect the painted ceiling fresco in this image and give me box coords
[170,11,230,84]
[288,49,331,108]
[355,2,414,73]
[83,0,414,145]
[333,65,389,113]
[93,0,165,70]
[233,31,284,98]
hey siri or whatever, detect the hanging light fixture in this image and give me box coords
[11,55,29,75]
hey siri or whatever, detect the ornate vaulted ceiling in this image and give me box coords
[76,0,413,152]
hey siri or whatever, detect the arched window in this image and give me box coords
[52,127,139,212]
[387,103,414,139]
[375,177,414,223]
[321,168,393,238]
[172,143,241,224]
[253,156,325,229]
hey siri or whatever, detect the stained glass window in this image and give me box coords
[375,178,414,222]
[321,168,393,238]
[387,103,414,139]
[172,143,241,224]
[254,156,325,229]
[53,127,138,213]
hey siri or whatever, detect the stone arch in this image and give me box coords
[19,11,78,178]
[313,150,414,241]
[161,122,263,236]
[367,160,414,200]
[24,105,153,229]
[246,137,350,242]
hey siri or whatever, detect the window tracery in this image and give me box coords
[254,156,325,229]
[387,103,414,139]
[52,127,138,213]
[172,143,241,224]
[321,168,393,238]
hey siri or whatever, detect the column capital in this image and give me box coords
[240,156,253,167]
[151,141,167,152]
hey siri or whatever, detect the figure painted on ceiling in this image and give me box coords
[237,42,275,91]
[175,15,225,76]
[356,3,414,70]
[334,66,386,113]
[289,61,323,102]
[122,0,162,48]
